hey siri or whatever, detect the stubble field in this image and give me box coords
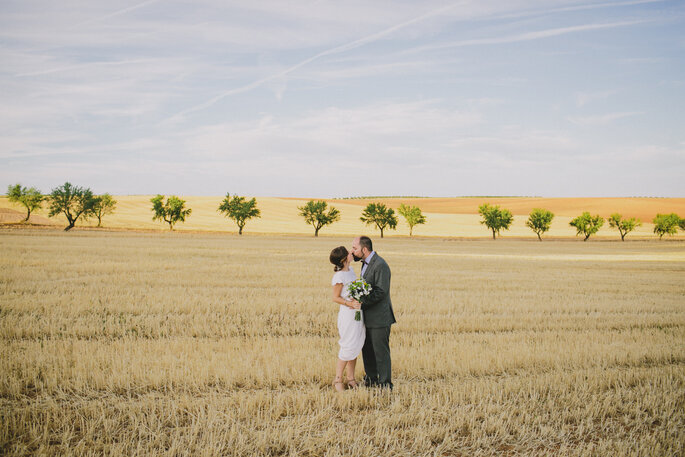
[1,229,684,456]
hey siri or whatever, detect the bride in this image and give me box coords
[329,246,365,392]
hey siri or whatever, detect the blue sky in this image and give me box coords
[1,0,683,197]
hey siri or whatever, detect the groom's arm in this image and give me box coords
[361,261,390,309]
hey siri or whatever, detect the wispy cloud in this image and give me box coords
[574,89,619,107]
[407,20,648,54]
[165,1,463,121]
[567,111,643,125]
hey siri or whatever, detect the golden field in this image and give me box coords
[1,229,684,456]
[1,196,684,239]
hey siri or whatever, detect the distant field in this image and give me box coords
[1,196,684,239]
[1,231,683,455]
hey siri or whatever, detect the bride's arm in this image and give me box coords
[332,283,356,309]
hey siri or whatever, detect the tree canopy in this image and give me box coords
[360,203,398,238]
[298,200,340,237]
[7,183,44,222]
[93,193,117,227]
[607,213,641,241]
[569,212,604,241]
[48,182,97,231]
[398,204,426,237]
[525,208,554,241]
[652,213,680,239]
[218,193,261,235]
[478,203,513,240]
[150,195,191,230]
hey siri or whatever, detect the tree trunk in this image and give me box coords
[380,228,384,238]
[314,227,319,237]
[492,229,496,240]
[24,208,31,222]
[97,216,102,227]
[584,234,590,241]
[410,226,413,237]
[537,232,542,241]
[239,226,243,235]
[620,232,625,241]
[64,222,75,231]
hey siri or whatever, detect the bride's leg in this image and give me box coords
[333,359,347,392]
[345,358,358,388]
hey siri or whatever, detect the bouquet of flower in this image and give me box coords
[347,279,371,321]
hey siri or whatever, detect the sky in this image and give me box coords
[1,0,684,198]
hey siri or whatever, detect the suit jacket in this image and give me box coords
[360,253,396,328]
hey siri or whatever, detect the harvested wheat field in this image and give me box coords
[1,196,684,239]
[1,229,684,456]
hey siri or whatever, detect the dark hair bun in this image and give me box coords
[329,246,348,272]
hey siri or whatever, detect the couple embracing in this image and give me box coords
[329,236,396,392]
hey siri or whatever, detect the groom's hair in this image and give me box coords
[359,236,373,253]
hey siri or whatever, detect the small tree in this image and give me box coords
[680,217,685,231]
[360,202,398,238]
[607,213,641,241]
[48,182,98,231]
[93,193,117,227]
[398,204,426,237]
[478,203,513,240]
[150,195,191,231]
[569,212,604,241]
[218,193,261,235]
[298,200,340,237]
[7,184,44,222]
[525,208,554,241]
[652,213,680,239]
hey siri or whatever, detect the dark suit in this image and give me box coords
[360,252,396,388]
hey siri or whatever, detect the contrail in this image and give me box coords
[407,19,648,53]
[74,0,161,27]
[166,1,463,122]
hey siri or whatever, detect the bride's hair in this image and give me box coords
[329,246,348,272]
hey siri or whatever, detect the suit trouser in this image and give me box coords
[362,326,392,388]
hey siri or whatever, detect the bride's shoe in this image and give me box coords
[332,377,345,392]
[346,377,358,389]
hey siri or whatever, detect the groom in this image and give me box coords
[351,236,396,389]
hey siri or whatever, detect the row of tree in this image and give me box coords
[7,183,116,231]
[478,203,685,241]
[7,183,685,239]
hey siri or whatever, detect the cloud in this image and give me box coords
[567,111,643,126]
[574,89,619,107]
[406,20,648,54]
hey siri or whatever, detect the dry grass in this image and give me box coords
[1,230,684,456]
[1,196,683,239]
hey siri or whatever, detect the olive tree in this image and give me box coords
[7,183,43,222]
[607,213,641,241]
[360,202,397,238]
[298,200,340,237]
[48,182,98,231]
[150,195,191,230]
[652,213,680,239]
[525,208,554,241]
[218,193,261,235]
[398,204,426,237]
[93,193,117,227]
[569,212,604,241]
[478,203,513,240]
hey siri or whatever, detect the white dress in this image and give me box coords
[331,268,366,361]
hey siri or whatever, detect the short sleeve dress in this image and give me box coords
[331,268,366,361]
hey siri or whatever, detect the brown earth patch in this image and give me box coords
[315,197,685,221]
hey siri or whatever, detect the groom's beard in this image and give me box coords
[352,254,362,262]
